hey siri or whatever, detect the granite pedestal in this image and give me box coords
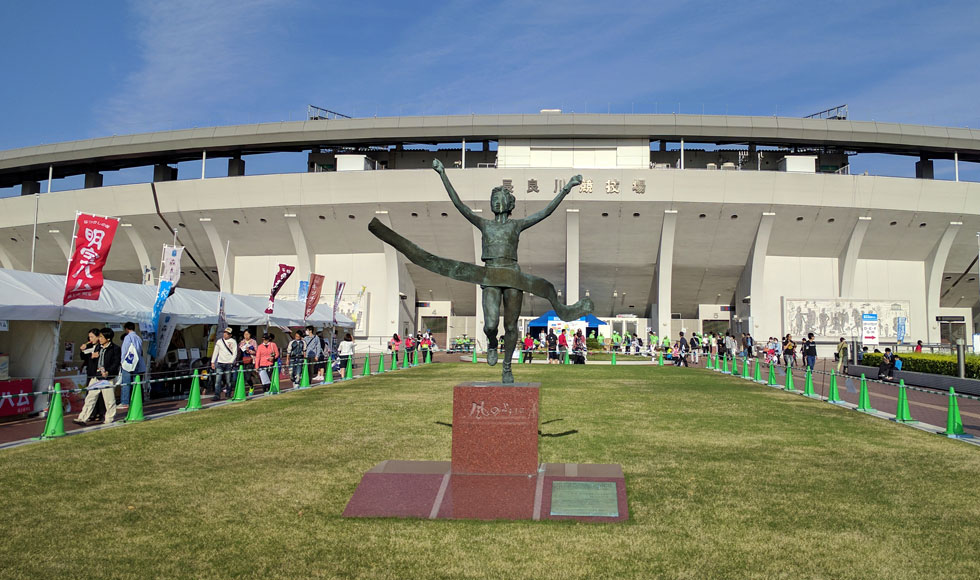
[343,382,628,522]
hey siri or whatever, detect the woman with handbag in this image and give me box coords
[255,332,280,392]
[239,330,258,389]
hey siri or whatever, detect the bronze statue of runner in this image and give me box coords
[368,159,594,383]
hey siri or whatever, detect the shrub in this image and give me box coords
[586,337,602,351]
[859,352,980,379]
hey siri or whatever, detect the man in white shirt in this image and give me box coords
[210,327,238,400]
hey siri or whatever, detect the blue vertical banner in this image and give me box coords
[896,317,907,344]
[298,280,309,303]
[148,280,174,357]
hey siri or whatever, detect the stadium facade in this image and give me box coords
[1,113,979,352]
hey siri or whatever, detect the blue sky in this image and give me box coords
[1,0,978,193]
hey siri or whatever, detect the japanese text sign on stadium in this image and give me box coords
[862,313,879,346]
[63,213,119,305]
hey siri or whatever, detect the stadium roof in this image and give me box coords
[2,114,979,186]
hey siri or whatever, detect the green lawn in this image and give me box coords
[2,364,979,579]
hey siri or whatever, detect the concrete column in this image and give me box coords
[21,181,40,196]
[565,209,580,304]
[153,165,177,182]
[925,222,961,343]
[83,172,104,188]
[915,157,934,179]
[473,212,484,350]
[121,225,155,285]
[735,212,775,334]
[200,220,235,293]
[652,210,678,336]
[0,242,25,270]
[49,230,71,260]
[839,217,871,297]
[228,156,245,177]
[284,215,314,282]
[374,211,401,339]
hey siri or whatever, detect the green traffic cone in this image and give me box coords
[713,354,720,371]
[856,374,874,412]
[803,368,818,398]
[611,351,616,366]
[564,349,571,365]
[184,370,203,410]
[827,370,842,403]
[472,349,478,363]
[404,350,411,369]
[426,349,432,364]
[269,363,281,394]
[767,362,776,386]
[231,366,247,401]
[413,349,419,367]
[721,355,729,374]
[362,354,371,377]
[378,353,385,374]
[732,356,739,376]
[391,352,398,371]
[518,349,524,364]
[658,351,664,366]
[299,361,311,388]
[784,367,796,392]
[742,358,750,379]
[706,354,714,370]
[123,375,145,422]
[40,383,66,439]
[326,358,334,384]
[943,387,966,437]
[753,359,762,383]
[893,379,915,423]
[346,355,354,379]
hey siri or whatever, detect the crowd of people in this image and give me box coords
[508,327,905,377]
[69,322,387,423]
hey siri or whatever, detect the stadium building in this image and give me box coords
[1,110,979,352]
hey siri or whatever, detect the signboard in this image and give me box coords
[0,379,33,417]
[0,320,7,332]
[862,313,879,346]
[896,317,907,344]
[784,298,910,340]
[936,316,966,323]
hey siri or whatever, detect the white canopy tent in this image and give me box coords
[0,268,353,412]
[0,268,354,328]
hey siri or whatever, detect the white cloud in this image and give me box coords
[97,0,285,133]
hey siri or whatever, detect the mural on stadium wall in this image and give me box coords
[782,298,911,341]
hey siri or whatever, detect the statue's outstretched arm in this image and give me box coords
[432,159,481,227]
[521,174,582,230]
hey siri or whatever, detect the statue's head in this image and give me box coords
[490,186,516,215]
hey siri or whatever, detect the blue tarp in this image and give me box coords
[527,310,608,328]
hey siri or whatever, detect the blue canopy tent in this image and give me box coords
[526,310,607,337]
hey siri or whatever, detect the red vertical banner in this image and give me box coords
[304,273,324,319]
[264,263,295,314]
[63,213,119,305]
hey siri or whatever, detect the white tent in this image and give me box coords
[0,268,353,328]
[0,268,352,412]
